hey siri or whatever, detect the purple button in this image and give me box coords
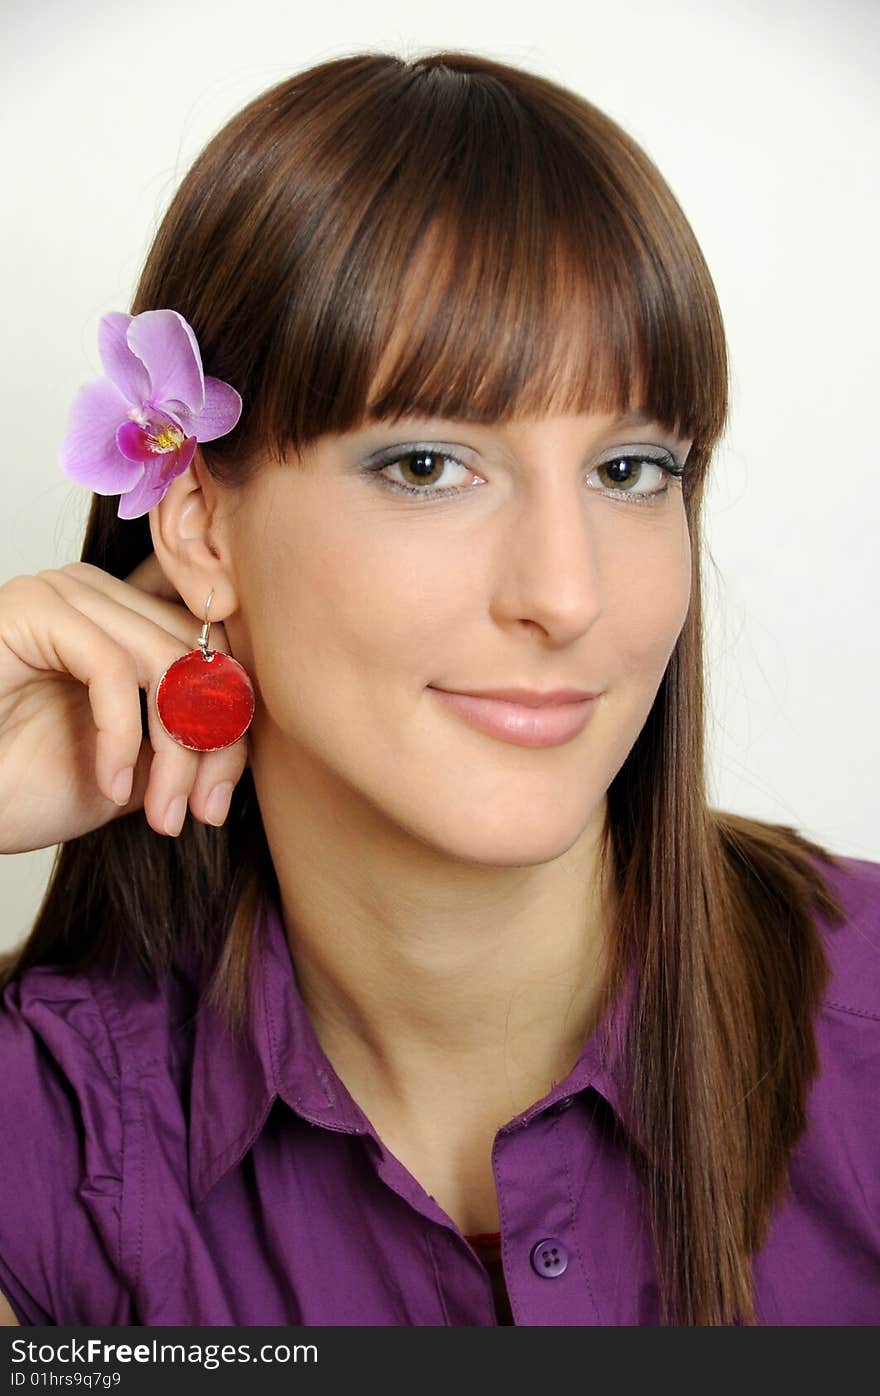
[530,1238,569,1277]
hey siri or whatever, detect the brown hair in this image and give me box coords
[2,49,848,1325]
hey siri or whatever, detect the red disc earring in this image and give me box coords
[155,590,255,752]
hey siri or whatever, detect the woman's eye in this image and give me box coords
[589,455,677,501]
[361,446,684,503]
[363,448,478,496]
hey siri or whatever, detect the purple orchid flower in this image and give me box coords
[59,309,242,520]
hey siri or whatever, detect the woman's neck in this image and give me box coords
[255,739,614,1141]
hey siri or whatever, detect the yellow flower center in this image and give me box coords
[152,425,185,453]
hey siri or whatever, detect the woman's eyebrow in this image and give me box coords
[372,408,660,430]
[355,408,684,443]
[610,409,659,428]
[607,409,692,443]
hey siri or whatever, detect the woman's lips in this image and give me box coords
[429,687,599,747]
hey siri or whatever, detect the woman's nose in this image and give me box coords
[492,483,604,642]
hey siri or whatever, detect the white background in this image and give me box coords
[1,0,878,949]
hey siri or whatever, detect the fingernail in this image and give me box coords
[205,782,234,826]
[164,794,188,836]
[111,767,134,806]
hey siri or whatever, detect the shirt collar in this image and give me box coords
[188,887,639,1210]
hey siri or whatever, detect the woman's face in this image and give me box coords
[218,409,693,866]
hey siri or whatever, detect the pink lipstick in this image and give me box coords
[428,686,600,748]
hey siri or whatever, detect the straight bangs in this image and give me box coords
[137,53,728,502]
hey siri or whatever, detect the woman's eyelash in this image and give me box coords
[359,446,686,505]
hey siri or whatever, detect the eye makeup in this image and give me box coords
[356,441,686,507]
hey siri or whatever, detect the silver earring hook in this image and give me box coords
[197,590,215,661]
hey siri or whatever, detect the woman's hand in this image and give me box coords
[0,556,250,855]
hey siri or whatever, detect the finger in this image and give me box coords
[55,561,234,655]
[36,570,250,835]
[57,561,253,817]
[22,575,157,810]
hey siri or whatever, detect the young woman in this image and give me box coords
[0,49,877,1328]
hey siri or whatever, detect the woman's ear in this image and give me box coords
[147,449,241,623]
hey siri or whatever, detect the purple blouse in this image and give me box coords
[1,853,878,1327]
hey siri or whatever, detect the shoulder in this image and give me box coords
[0,952,197,1324]
[812,852,880,1021]
[753,853,880,1319]
[797,853,880,1180]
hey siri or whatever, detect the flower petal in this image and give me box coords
[116,468,167,520]
[158,403,186,432]
[98,313,150,405]
[177,376,243,442]
[170,434,198,476]
[126,310,205,414]
[116,421,161,462]
[116,436,197,520]
[59,378,145,494]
